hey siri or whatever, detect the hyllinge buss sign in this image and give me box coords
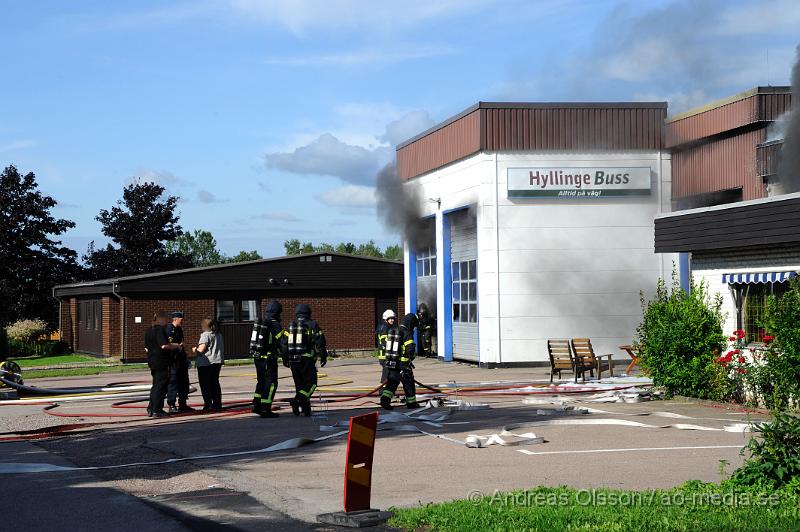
[507,167,652,197]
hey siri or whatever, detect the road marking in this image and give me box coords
[517,445,743,456]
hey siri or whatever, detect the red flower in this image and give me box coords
[763,335,774,343]
[728,336,737,342]
[734,329,746,339]
[738,368,746,374]
[732,349,740,355]
[738,356,746,364]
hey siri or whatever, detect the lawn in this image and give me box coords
[22,365,149,379]
[10,353,104,367]
[389,483,800,532]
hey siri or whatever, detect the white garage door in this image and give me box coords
[450,210,478,362]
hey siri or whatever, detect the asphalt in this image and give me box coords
[0,358,765,529]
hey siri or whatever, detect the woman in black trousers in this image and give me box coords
[192,318,225,411]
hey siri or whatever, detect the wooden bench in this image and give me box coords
[547,339,579,383]
[571,338,614,381]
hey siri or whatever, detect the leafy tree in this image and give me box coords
[227,250,262,263]
[335,242,357,255]
[383,244,402,261]
[166,229,224,267]
[284,239,301,255]
[356,240,383,258]
[83,181,192,279]
[316,242,335,252]
[0,165,80,326]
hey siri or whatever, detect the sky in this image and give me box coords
[1,0,799,259]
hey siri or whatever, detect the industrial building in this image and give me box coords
[655,86,798,342]
[54,253,404,361]
[397,101,676,366]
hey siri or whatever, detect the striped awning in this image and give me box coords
[723,271,797,284]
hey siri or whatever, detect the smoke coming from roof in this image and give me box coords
[777,46,800,194]
[375,163,433,252]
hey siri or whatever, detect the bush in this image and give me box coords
[730,412,800,490]
[8,339,68,358]
[635,272,726,399]
[5,318,49,342]
[763,277,800,409]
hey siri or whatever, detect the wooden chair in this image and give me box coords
[547,339,579,383]
[571,338,614,380]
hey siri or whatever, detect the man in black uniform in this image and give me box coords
[380,312,421,410]
[145,311,181,417]
[281,304,327,417]
[166,311,192,414]
[375,309,396,383]
[416,303,435,358]
[249,300,285,418]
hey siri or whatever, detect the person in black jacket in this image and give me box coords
[375,309,396,383]
[380,312,421,410]
[249,300,285,418]
[166,311,192,414]
[281,304,327,417]
[145,311,182,417]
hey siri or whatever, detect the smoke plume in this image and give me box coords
[375,162,433,252]
[777,46,800,194]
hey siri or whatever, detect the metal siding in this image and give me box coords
[654,197,800,253]
[449,210,478,362]
[757,141,782,177]
[672,128,766,202]
[397,110,481,180]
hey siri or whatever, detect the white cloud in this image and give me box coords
[381,110,435,145]
[226,0,488,34]
[265,133,391,185]
[317,185,376,208]
[133,168,193,188]
[0,139,35,152]
[263,44,454,67]
[197,189,225,203]
[255,211,302,222]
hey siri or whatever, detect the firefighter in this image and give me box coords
[249,300,285,418]
[281,304,327,417]
[166,311,192,413]
[380,312,421,410]
[416,303,434,358]
[375,309,396,383]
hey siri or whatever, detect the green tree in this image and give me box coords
[284,239,301,255]
[166,229,224,267]
[227,250,262,263]
[356,240,383,258]
[83,181,192,279]
[335,242,356,254]
[383,244,402,261]
[315,242,335,252]
[0,165,81,326]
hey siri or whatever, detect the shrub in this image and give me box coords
[8,339,68,358]
[636,271,726,399]
[762,277,800,409]
[5,319,49,342]
[730,412,800,490]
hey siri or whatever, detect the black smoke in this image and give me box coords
[375,163,434,252]
[778,46,800,194]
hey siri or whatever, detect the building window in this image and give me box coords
[216,300,260,322]
[416,247,437,277]
[740,283,790,343]
[452,259,477,323]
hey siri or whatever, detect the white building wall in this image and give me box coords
[404,150,676,365]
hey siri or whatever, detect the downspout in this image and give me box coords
[111,282,124,361]
[494,152,502,365]
[657,149,665,282]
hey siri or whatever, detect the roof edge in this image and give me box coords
[666,86,791,123]
[656,191,800,220]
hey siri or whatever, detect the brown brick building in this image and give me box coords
[54,252,404,361]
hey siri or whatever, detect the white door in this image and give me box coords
[450,210,478,361]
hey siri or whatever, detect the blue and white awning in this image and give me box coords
[723,271,797,284]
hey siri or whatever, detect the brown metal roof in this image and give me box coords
[396,101,668,180]
[666,86,791,148]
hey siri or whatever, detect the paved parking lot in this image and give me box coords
[0,358,764,528]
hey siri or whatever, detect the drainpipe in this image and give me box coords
[111,282,124,360]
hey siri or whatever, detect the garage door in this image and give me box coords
[450,210,478,361]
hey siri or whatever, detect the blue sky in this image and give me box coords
[2,0,798,258]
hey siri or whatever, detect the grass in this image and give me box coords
[10,353,105,367]
[389,483,800,532]
[21,365,149,379]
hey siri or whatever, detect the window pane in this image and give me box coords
[469,304,478,322]
[461,304,469,322]
[431,257,437,274]
[460,262,469,279]
[452,262,459,281]
[423,260,430,277]
[240,300,258,322]
[469,260,477,280]
[453,303,460,322]
[216,300,235,322]
[417,259,423,277]
[452,283,460,301]
[469,282,477,300]
[462,283,471,301]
